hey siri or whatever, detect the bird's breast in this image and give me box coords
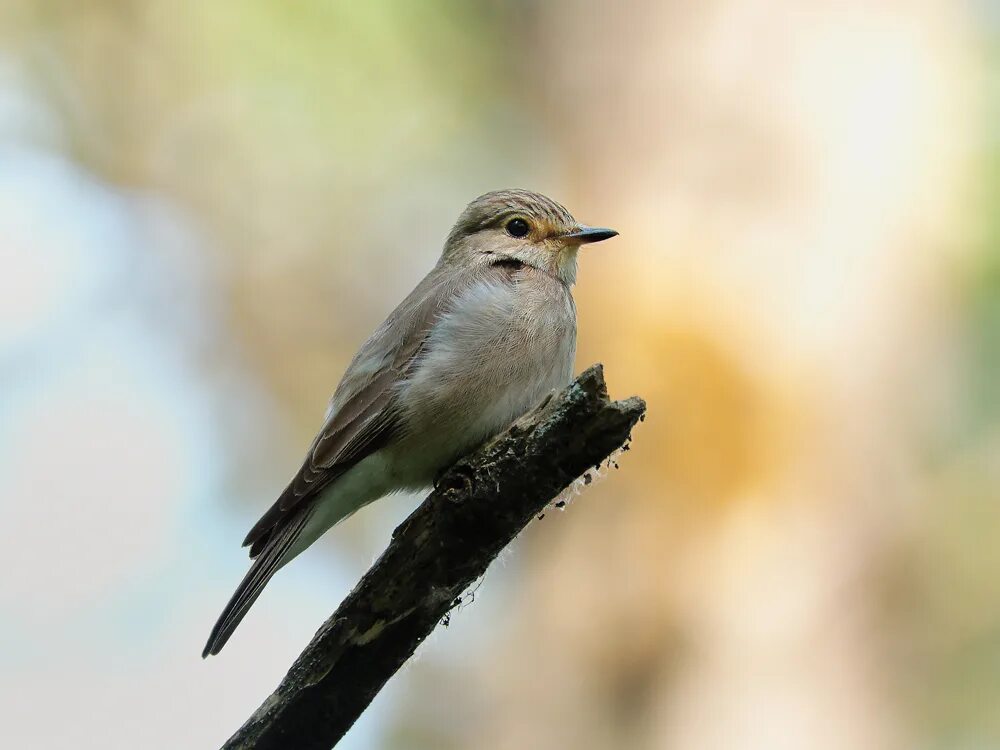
[394,269,576,478]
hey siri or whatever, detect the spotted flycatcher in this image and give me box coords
[203,189,617,656]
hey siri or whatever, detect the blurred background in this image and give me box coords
[0,1,997,748]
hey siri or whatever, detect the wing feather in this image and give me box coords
[241,260,510,553]
[205,259,519,655]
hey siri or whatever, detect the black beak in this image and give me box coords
[562,225,619,245]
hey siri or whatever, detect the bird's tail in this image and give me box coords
[202,509,312,658]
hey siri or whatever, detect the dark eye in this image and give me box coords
[505,218,531,238]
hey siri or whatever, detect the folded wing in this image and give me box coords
[203,260,514,656]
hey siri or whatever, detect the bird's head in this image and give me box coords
[443,189,617,285]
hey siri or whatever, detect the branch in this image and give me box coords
[220,364,646,750]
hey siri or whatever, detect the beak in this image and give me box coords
[562,225,619,245]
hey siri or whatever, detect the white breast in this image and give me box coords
[392,269,576,484]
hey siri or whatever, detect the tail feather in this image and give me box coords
[202,510,311,658]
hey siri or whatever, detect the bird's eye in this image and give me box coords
[505,218,531,238]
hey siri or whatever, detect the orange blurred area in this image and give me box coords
[1,1,997,748]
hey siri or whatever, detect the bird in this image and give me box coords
[203,189,617,657]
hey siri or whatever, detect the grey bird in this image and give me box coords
[203,189,617,657]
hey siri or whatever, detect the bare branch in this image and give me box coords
[220,364,646,750]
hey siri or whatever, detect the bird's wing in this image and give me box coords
[241,259,506,555]
[204,259,516,656]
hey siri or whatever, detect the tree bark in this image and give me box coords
[219,364,646,750]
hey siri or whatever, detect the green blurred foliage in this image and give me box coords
[901,31,1000,748]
